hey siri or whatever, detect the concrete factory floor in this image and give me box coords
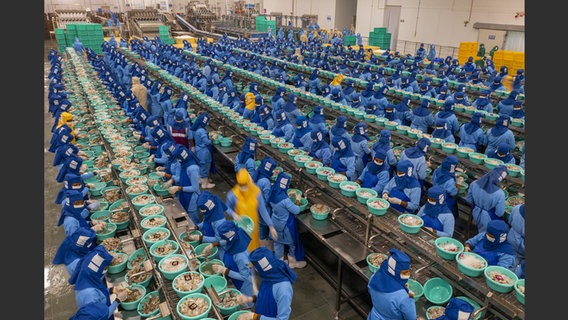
[43,39,364,320]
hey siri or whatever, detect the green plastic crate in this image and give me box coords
[373,27,387,34]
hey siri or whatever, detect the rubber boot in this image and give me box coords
[200,178,215,189]
[287,255,307,269]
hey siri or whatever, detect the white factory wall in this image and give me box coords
[263,0,524,48]
[334,0,357,31]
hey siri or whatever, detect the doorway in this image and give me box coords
[384,5,401,50]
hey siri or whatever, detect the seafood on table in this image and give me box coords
[178,296,210,317]
[139,204,162,216]
[217,290,241,308]
[160,255,187,273]
[141,295,161,315]
[101,237,122,252]
[368,253,388,268]
[438,242,460,252]
[401,215,422,226]
[110,252,126,266]
[123,286,144,302]
[310,203,329,214]
[152,241,177,257]
[427,306,445,319]
[174,273,204,292]
[487,271,515,285]
[142,216,166,229]
[457,253,486,269]
[145,230,169,242]
[127,265,151,284]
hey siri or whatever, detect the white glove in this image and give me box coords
[87,200,100,211]
[86,183,95,189]
[155,166,166,172]
[187,234,200,241]
[269,226,278,241]
[132,132,141,139]
[92,224,104,232]
[237,312,254,320]
[163,179,173,188]
[236,295,254,305]
[169,186,181,194]
[156,171,166,177]
[382,193,389,200]
[211,264,227,275]
[142,142,151,149]
[80,164,88,173]
[232,214,243,222]
[456,176,465,184]
[388,197,402,205]
[148,154,155,162]
[202,243,215,256]
[113,286,128,302]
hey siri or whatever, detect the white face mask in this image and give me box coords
[486,234,496,242]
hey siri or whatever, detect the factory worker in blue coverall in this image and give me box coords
[49,122,73,153]
[268,172,307,269]
[52,132,88,170]
[465,219,517,272]
[410,99,435,134]
[186,190,229,260]
[308,105,328,137]
[431,119,455,143]
[507,204,525,277]
[57,189,103,237]
[328,115,350,144]
[292,116,313,152]
[458,112,486,152]
[235,137,258,178]
[159,85,175,125]
[309,130,332,167]
[382,160,422,214]
[433,297,475,320]
[417,185,456,238]
[327,88,348,105]
[307,69,321,94]
[252,96,274,130]
[52,226,97,278]
[225,169,278,253]
[272,111,295,142]
[435,100,460,135]
[253,157,278,249]
[69,245,128,320]
[283,93,302,126]
[496,90,519,117]
[356,148,391,195]
[431,155,462,219]
[167,144,202,224]
[371,130,397,178]
[366,248,417,320]
[484,115,516,156]
[399,137,431,188]
[331,135,357,181]
[271,87,287,118]
[211,220,254,300]
[351,122,372,179]
[472,89,494,113]
[191,112,216,188]
[73,37,85,56]
[55,172,97,206]
[55,153,89,184]
[487,143,517,165]
[466,165,508,233]
[510,101,525,121]
[235,246,297,320]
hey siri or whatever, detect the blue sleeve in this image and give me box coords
[398,294,418,320]
[466,232,485,247]
[181,165,200,193]
[342,157,356,181]
[63,218,81,237]
[284,125,294,142]
[246,159,256,176]
[415,158,427,181]
[405,187,421,212]
[283,198,301,215]
[372,172,391,194]
[257,195,274,226]
[170,162,181,183]
[320,148,332,166]
[259,283,293,320]
[465,183,474,205]
[386,150,398,167]
[227,252,252,282]
[443,178,458,197]
[299,134,313,152]
[357,167,368,181]
[81,172,95,180]
[108,301,120,318]
[437,214,455,238]
[451,116,460,133]
[225,191,238,218]
[382,178,396,196]
[497,253,517,270]
[196,129,211,146]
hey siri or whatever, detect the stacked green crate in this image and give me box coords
[55,28,67,52]
[343,35,357,46]
[76,23,105,54]
[256,16,267,32]
[266,20,276,36]
[368,27,391,49]
[65,24,78,47]
[159,25,175,45]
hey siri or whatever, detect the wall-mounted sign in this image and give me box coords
[327,16,331,21]
[488,35,496,40]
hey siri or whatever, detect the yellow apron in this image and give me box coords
[245,92,256,111]
[231,182,262,252]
